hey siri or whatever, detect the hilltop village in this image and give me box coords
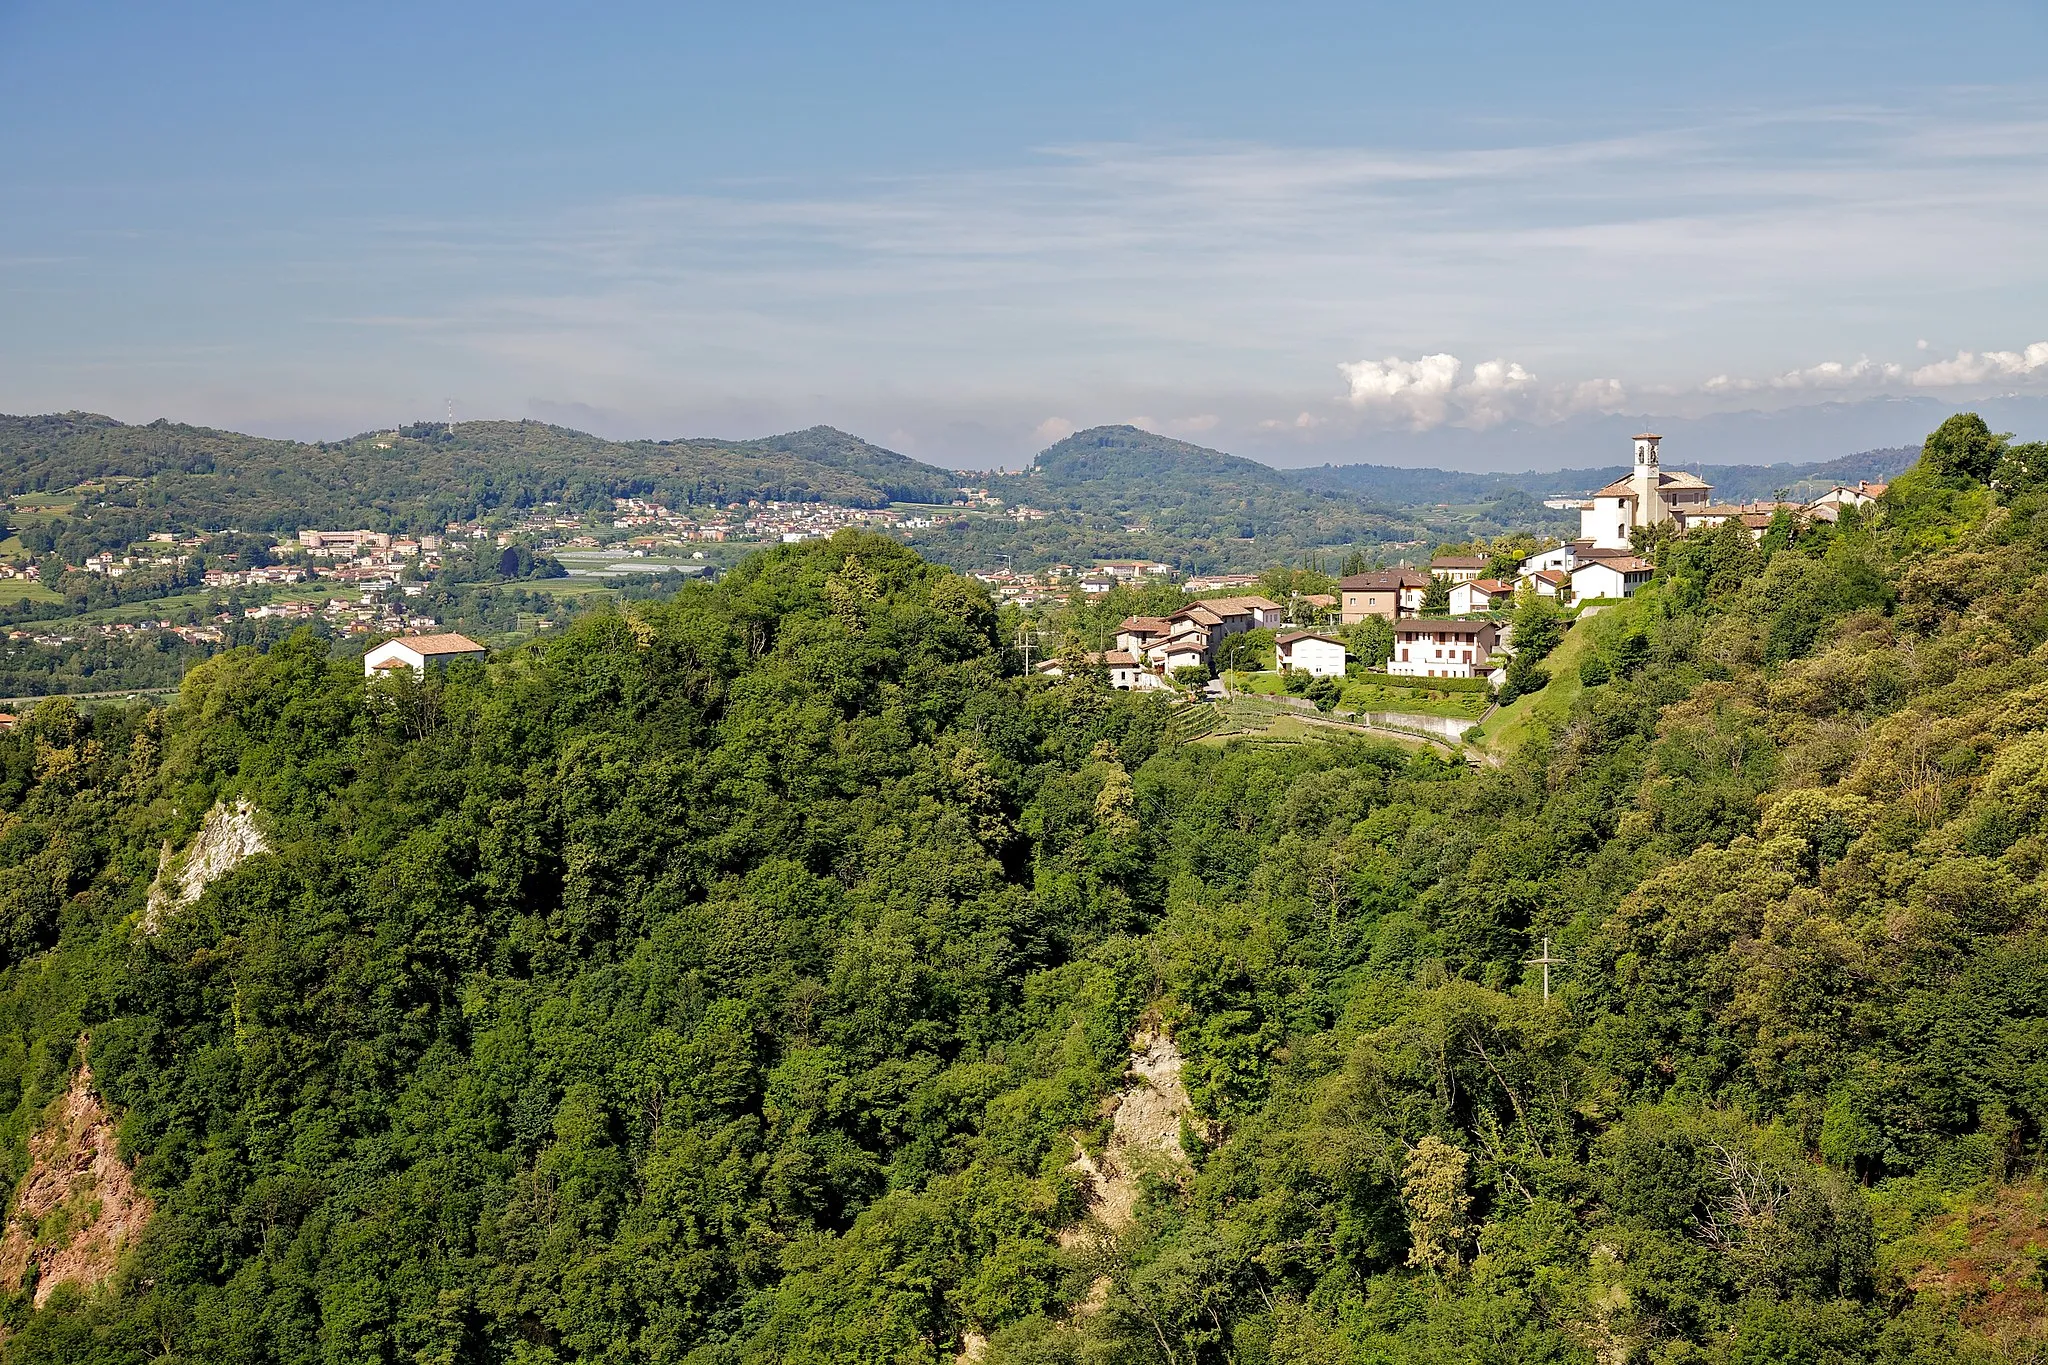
[1029,435,1886,700]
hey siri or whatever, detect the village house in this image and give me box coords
[1339,569,1431,623]
[1449,578,1514,615]
[1811,481,1887,511]
[1275,631,1348,677]
[1389,619,1500,680]
[1521,568,1572,599]
[1115,616,1174,658]
[1571,554,1655,601]
[1428,555,1489,584]
[1577,435,1714,550]
[362,632,486,677]
[1197,595,1285,629]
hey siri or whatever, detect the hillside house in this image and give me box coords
[1389,619,1499,679]
[1449,578,1514,614]
[363,632,486,677]
[1571,555,1654,601]
[1520,568,1571,599]
[1115,616,1174,658]
[1812,481,1887,510]
[1339,569,1431,623]
[1275,631,1347,677]
[1578,435,1713,550]
[1198,595,1286,629]
[1429,555,1488,584]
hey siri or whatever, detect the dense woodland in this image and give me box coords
[0,416,2043,1361]
[0,416,961,537]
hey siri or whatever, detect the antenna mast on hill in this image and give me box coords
[446,398,456,434]
[1525,936,1564,1001]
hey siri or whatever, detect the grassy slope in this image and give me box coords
[1467,607,1611,755]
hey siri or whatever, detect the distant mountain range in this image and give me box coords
[1297,445,1919,507]
[0,410,1945,551]
[1242,394,2048,473]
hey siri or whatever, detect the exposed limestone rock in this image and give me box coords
[1060,1024,1198,1244]
[143,797,267,932]
[0,1050,154,1306]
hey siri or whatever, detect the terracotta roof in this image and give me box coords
[1468,578,1512,593]
[1577,556,1653,573]
[1200,594,1283,613]
[1594,469,1714,497]
[1172,605,1224,626]
[1339,570,1431,590]
[1429,555,1488,569]
[1118,616,1172,633]
[1395,619,1496,636]
[1275,630,1344,646]
[391,632,485,655]
[1300,592,1337,607]
[1531,569,1570,585]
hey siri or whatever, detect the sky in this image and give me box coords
[3,0,2046,470]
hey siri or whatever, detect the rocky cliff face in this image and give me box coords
[143,797,268,932]
[0,1053,153,1306]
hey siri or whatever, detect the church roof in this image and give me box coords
[1594,468,1713,498]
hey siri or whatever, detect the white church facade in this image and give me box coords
[1578,435,1713,550]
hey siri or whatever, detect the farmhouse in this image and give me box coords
[1449,578,1514,614]
[1571,555,1654,601]
[1578,435,1713,550]
[1388,619,1499,680]
[1339,569,1431,624]
[363,633,486,677]
[1274,631,1347,677]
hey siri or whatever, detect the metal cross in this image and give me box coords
[1525,935,1563,1001]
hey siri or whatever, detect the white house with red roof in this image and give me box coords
[363,633,486,677]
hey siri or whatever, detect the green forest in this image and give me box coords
[0,415,2046,1362]
[0,416,962,538]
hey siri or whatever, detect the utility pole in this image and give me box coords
[1013,622,1038,672]
[1525,936,1563,1002]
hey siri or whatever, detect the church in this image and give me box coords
[1577,435,1713,550]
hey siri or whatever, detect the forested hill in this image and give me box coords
[992,424,1427,546]
[0,413,961,531]
[7,415,2048,1362]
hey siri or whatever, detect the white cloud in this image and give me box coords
[1032,416,1076,443]
[1460,359,1538,428]
[1336,353,1616,429]
[1339,353,1463,428]
[1169,413,1220,434]
[1771,356,1904,389]
[1259,411,1322,431]
[1546,377,1629,419]
[1909,341,2048,386]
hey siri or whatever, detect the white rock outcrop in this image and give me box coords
[143,798,268,932]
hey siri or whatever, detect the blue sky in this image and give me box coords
[4,0,2046,467]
